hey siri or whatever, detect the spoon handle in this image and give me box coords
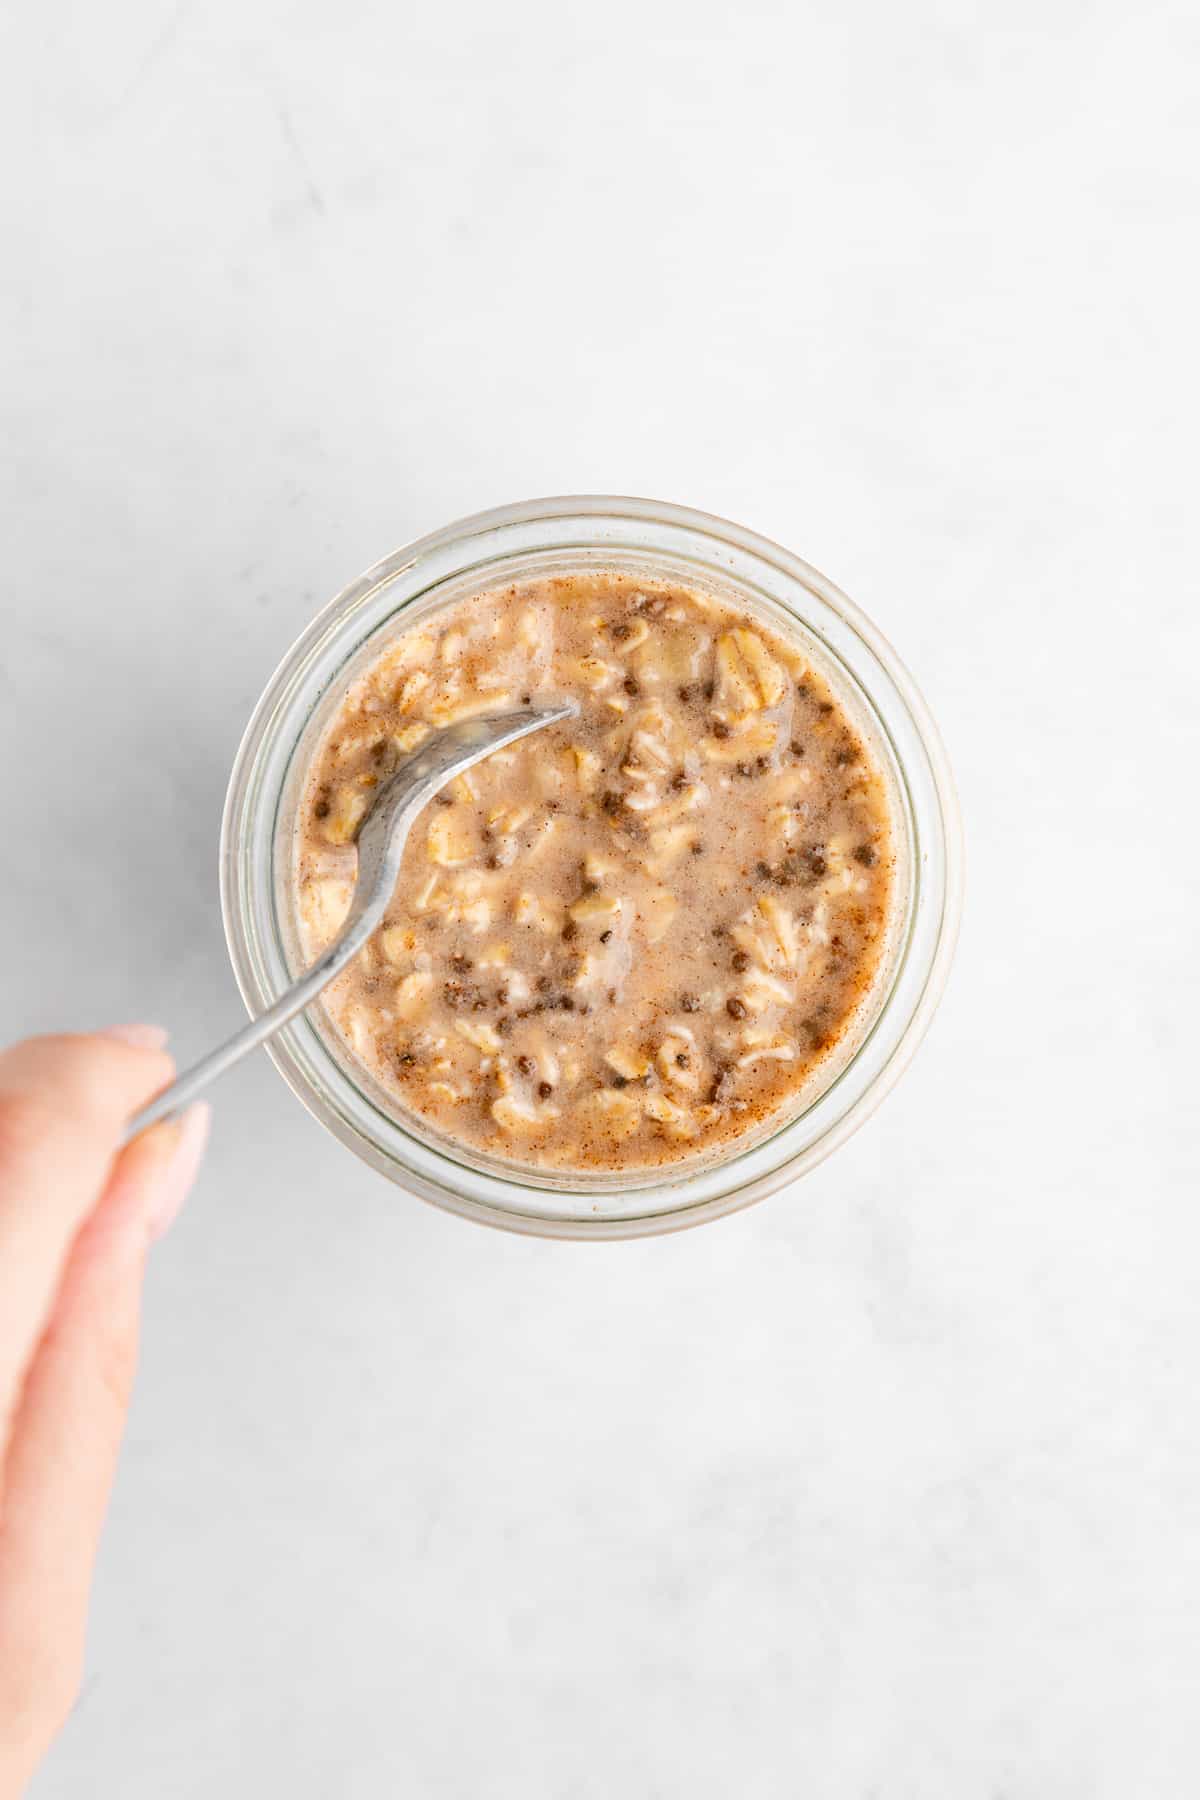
[119,927,370,1145]
[120,700,577,1145]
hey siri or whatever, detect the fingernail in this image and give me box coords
[147,1103,211,1242]
[101,1023,170,1051]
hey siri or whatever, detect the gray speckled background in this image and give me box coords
[6,2,1198,1795]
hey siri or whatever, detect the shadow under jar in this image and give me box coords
[222,497,962,1238]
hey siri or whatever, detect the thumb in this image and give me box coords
[0,1105,209,1782]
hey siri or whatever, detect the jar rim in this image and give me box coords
[221,496,962,1238]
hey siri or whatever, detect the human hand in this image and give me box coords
[0,1030,208,1798]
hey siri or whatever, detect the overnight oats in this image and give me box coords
[291,571,897,1174]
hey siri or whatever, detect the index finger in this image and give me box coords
[0,1033,174,1425]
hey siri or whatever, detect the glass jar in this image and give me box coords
[221,497,962,1238]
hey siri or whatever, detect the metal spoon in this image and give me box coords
[122,701,577,1144]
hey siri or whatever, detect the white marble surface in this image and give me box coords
[5,2,1198,1794]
